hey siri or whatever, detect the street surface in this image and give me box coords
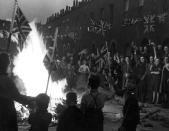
[47,100,169,131]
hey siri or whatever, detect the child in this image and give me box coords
[28,93,52,131]
[57,92,85,131]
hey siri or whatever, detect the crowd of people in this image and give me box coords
[0,52,140,131]
[0,38,169,131]
[48,40,169,108]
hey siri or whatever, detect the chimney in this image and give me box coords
[68,6,71,11]
[66,6,69,12]
[73,0,76,7]
[76,0,79,7]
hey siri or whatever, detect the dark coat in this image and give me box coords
[81,91,104,131]
[28,110,52,131]
[57,106,85,131]
[0,73,31,131]
[122,93,140,130]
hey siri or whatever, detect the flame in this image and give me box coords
[13,22,67,116]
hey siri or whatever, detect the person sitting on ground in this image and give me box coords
[0,53,34,131]
[57,92,85,131]
[81,74,105,131]
[28,93,52,131]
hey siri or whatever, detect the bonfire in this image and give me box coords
[12,22,68,124]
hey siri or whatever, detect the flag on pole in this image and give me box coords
[11,1,31,51]
[43,28,58,69]
[95,43,109,70]
[45,28,58,93]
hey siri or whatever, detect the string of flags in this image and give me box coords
[122,12,168,33]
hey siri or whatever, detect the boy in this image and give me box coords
[28,93,52,131]
[57,92,85,131]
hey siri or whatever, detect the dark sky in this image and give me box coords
[0,0,75,23]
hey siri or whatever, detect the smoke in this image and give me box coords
[13,75,27,95]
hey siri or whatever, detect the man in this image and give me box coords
[78,60,90,88]
[81,74,104,131]
[57,92,85,131]
[89,53,96,72]
[142,46,149,62]
[79,59,90,74]
[66,63,75,90]
[156,44,163,60]
[111,59,123,95]
[137,46,144,58]
[0,53,34,131]
[164,46,169,57]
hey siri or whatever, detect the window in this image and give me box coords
[139,0,144,7]
[109,4,114,23]
[124,0,130,12]
[163,0,169,12]
[100,8,105,19]
[90,12,95,19]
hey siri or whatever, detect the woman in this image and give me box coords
[160,57,169,107]
[150,58,161,104]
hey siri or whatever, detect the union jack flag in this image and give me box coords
[88,19,111,36]
[12,5,31,50]
[95,43,109,70]
[143,15,156,33]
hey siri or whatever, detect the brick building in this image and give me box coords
[41,0,169,55]
[1,0,168,55]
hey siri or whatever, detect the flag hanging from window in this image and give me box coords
[12,4,31,51]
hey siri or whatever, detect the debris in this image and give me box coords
[141,109,161,121]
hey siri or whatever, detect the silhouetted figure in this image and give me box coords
[57,92,85,131]
[0,53,34,131]
[160,63,169,107]
[81,74,104,131]
[121,85,140,131]
[28,93,52,131]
